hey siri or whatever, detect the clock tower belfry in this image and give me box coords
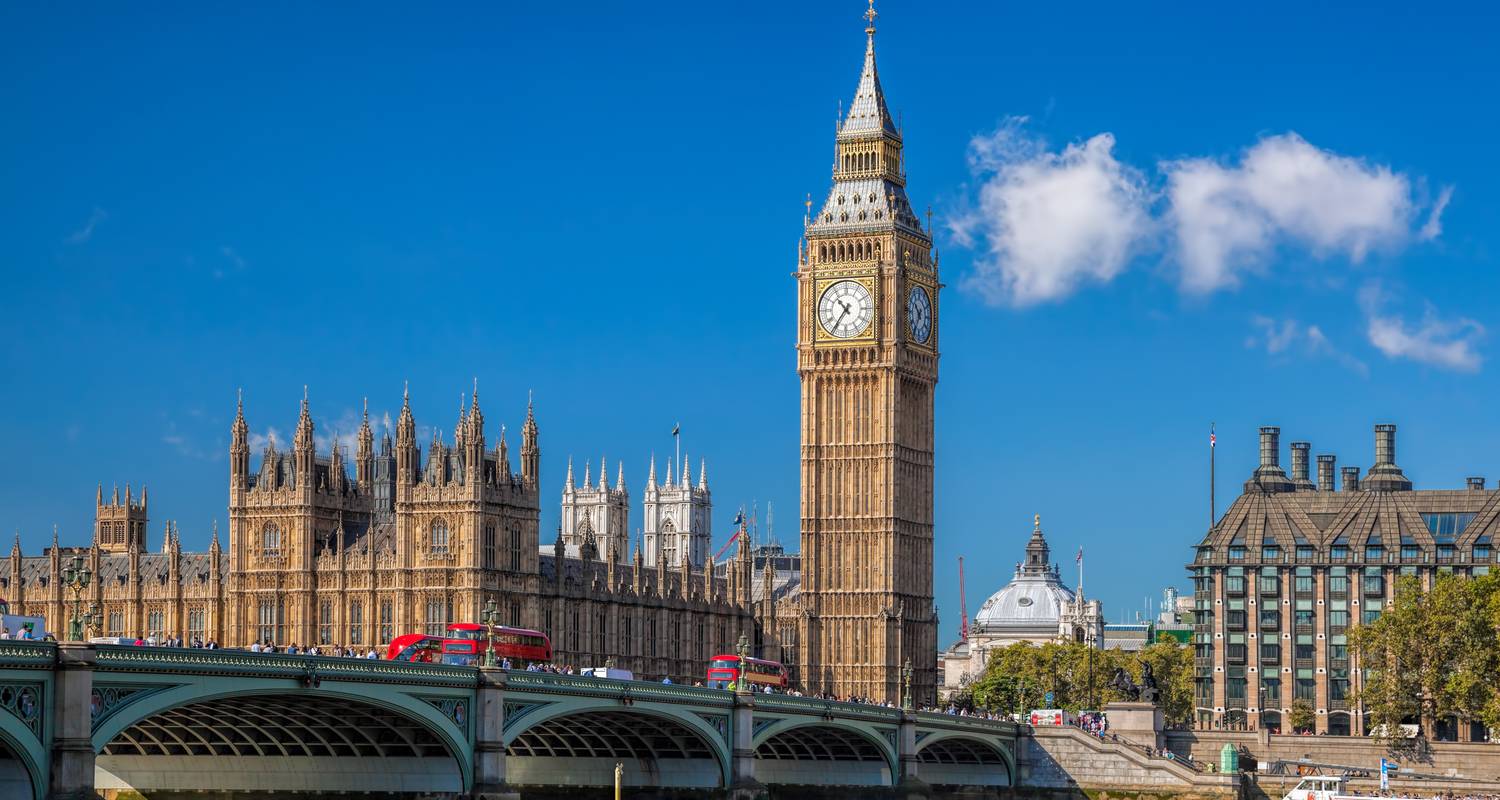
[797,2,939,706]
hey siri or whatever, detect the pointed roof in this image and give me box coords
[840,2,898,139]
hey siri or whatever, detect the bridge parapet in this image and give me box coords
[503,671,732,708]
[0,641,55,670]
[91,645,478,687]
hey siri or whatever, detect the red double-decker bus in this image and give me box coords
[386,623,552,666]
[706,655,788,690]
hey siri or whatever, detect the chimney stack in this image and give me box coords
[1364,424,1412,491]
[1342,466,1361,492]
[1248,426,1294,493]
[1317,455,1337,492]
[1468,477,1486,491]
[1290,442,1315,490]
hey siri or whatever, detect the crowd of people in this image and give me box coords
[246,641,380,658]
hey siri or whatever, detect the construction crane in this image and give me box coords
[958,556,969,640]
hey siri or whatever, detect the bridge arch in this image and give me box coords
[751,718,896,786]
[0,710,44,800]
[915,732,1014,787]
[503,701,730,788]
[90,684,471,796]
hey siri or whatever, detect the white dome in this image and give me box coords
[973,573,1075,632]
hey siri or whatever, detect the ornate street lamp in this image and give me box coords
[480,598,501,668]
[901,659,914,710]
[62,554,93,642]
[735,633,750,693]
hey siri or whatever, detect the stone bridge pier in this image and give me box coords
[0,642,1018,798]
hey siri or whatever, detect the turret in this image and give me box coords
[231,389,250,491]
[356,398,374,491]
[294,386,315,487]
[520,393,539,487]
[498,424,510,477]
[396,383,417,486]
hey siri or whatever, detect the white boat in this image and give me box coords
[1282,775,1434,800]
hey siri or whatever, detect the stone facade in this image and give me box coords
[3,387,772,683]
[1190,423,1497,739]
[793,4,939,706]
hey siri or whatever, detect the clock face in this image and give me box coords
[907,285,932,344]
[818,280,874,338]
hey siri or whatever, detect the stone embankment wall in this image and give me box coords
[1166,730,1500,795]
[1020,726,1242,800]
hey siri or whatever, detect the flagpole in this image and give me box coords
[673,422,681,481]
[1210,422,1216,532]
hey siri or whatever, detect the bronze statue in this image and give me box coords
[1109,667,1140,701]
[1139,661,1161,705]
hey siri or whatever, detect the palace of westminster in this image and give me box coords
[5,6,943,704]
[14,8,1497,734]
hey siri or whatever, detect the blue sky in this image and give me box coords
[3,1,1498,645]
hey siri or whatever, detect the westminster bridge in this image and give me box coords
[0,641,1017,798]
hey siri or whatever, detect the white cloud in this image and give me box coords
[248,427,284,452]
[954,118,1152,306]
[1165,133,1424,293]
[1359,284,1483,372]
[1419,185,1454,241]
[65,208,108,245]
[955,127,1451,305]
[1246,315,1368,375]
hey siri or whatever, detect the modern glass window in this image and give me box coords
[1295,574,1314,593]
[1227,633,1246,661]
[1260,608,1280,629]
[1329,634,1348,660]
[1260,642,1281,662]
[1328,570,1349,594]
[1261,676,1281,702]
[1262,545,1280,562]
[1401,541,1420,561]
[1422,512,1476,541]
[1362,608,1382,625]
[1437,545,1456,561]
[1475,544,1492,561]
[1259,568,1279,594]
[1229,545,1246,562]
[1330,544,1348,561]
[1296,545,1315,561]
[1330,669,1349,701]
[1365,544,1383,561]
[1295,634,1314,660]
[1295,668,1316,700]
[1363,568,1384,596]
[1328,610,1349,628]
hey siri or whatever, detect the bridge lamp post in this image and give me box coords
[61,554,93,642]
[901,659,913,710]
[480,598,501,668]
[735,633,750,694]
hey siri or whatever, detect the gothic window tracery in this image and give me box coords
[261,523,281,557]
[430,519,450,555]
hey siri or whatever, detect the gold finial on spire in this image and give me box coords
[864,0,878,35]
[1034,513,1041,531]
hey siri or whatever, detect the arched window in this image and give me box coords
[261,523,281,556]
[430,519,450,555]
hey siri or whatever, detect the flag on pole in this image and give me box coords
[672,423,680,437]
[1210,429,1216,447]
[1076,547,1083,564]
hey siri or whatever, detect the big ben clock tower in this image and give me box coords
[797,2,938,705]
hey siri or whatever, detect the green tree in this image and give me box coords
[967,639,1195,724]
[1352,573,1500,740]
[1288,699,1316,734]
